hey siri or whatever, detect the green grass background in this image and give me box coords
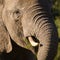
[53,0,60,60]
[54,18,60,60]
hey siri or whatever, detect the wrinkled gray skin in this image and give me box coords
[1,0,58,60]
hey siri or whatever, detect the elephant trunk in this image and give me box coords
[22,2,58,60]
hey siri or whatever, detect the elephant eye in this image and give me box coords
[13,9,22,22]
[15,10,20,15]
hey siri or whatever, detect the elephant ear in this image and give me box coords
[0,0,3,4]
[0,22,12,53]
[0,2,12,53]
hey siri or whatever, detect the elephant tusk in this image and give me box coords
[28,37,39,47]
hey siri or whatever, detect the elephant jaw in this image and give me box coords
[28,37,39,47]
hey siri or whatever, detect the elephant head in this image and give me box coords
[2,0,58,60]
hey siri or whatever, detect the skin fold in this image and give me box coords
[2,0,58,60]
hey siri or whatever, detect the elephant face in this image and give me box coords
[2,0,58,60]
[2,0,38,48]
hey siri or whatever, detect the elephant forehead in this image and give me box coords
[5,0,18,4]
[5,0,19,10]
[4,0,37,10]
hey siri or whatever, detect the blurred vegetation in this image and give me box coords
[53,0,60,18]
[53,0,60,60]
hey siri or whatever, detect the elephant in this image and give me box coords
[1,0,58,60]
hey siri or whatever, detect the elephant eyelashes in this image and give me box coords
[13,9,21,22]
